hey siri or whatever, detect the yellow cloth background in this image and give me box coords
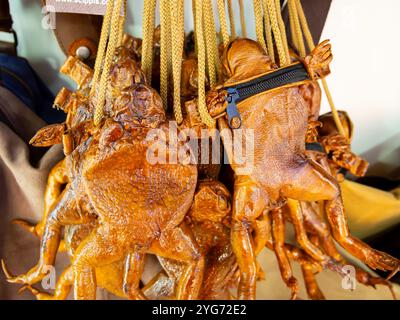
[341,180,400,239]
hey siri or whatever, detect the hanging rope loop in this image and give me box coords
[264,0,290,66]
[288,0,305,57]
[254,0,267,52]
[159,0,172,109]
[93,0,125,126]
[195,0,216,127]
[217,0,230,48]
[158,0,217,125]
[275,0,290,61]
[117,0,128,46]
[262,0,275,62]
[238,0,247,38]
[227,0,236,39]
[203,0,219,87]
[170,0,185,124]
[90,0,114,98]
[293,0,346,137]
[141,0,157,84]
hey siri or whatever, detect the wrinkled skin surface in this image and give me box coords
[3,46,205,300]
[317,111,369,178]
[143,180,237,300]
[17,180,235,300]
[207,38,400,300]
[264,80,390,300]
[8,41,220,300]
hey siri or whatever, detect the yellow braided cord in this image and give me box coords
[203,0,219,87]
[320,78,346,136]
[227,0,236,39]
[254,0,267,52]
[94,0,124,126]
[192,0,197,27]
[192,0,197,54]
[296,0,346,137]
[275,0,290,63]
[288,0,298,51]
[238,0,247,37]
[117,0,128,46]
[265,0,288,66]
[262,0,275,62]
[171,0,184,124]
[288,0,305,57]
[160,0,171,108]
[195,0,215,127]
[90,0,114,97]
[217,0,230,47]
[141,0,156,84]
[296,0,314,51]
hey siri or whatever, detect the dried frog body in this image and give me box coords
[143,180,237,300]
[317,111,369,178]
[3,46,205,300]
[19,180,234,300]
[207,38,399,300]
[247,83,394,299]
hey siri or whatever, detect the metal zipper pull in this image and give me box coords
[225,88,242,129]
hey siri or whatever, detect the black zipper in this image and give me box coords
[224,63,309,128]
